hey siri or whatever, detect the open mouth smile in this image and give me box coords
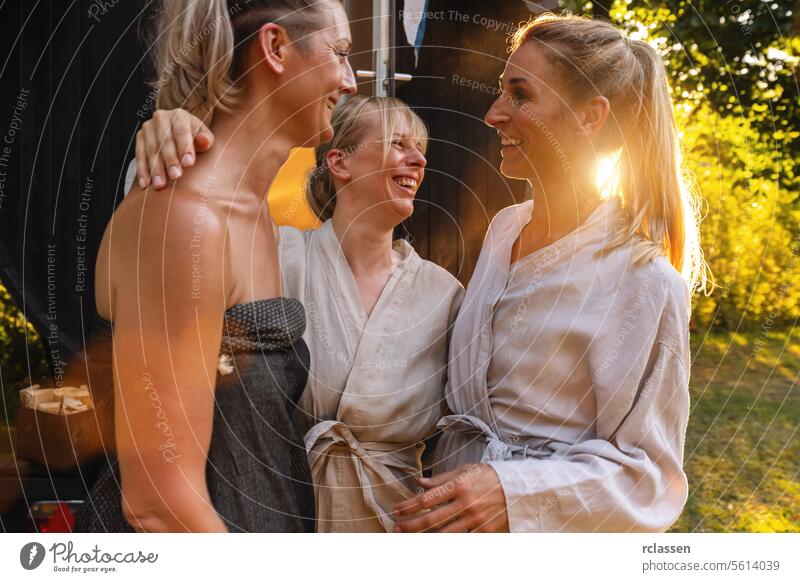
[391,176,419,195]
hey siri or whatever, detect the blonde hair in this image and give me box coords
[151,0,338,123]
[512,14,709,294]
[306,96,429,221]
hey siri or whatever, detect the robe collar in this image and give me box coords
[445,198,621,430]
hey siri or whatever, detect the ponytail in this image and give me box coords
[151,0,337,124]
[512,14,709,294]
[153,0,236,123]
[613,39,706,293]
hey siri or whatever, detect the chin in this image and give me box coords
[393,200,415,220]
[314,124,334,146]
[500,159,527,180]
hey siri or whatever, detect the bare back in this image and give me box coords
[92,180,282,532]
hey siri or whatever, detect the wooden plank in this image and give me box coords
[0,1,148,357]
[423,1,460,276]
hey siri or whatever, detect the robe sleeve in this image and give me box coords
[488,339,690,532]
[124,158,137,195]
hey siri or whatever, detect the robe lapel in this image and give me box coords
[338,240,422,427]
[314,220,368,358]
[446,201,533,431]
[314,221,423,426]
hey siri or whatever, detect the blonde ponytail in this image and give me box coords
[151,0,338,124]
[614,39,706,293]
[153,0,236,123]
[512,14,709,294]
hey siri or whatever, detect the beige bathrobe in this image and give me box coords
[434,199,691,532]
[279,220,464,532]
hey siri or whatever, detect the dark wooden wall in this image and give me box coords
[394,0,531,284]
[0,0,536,361]
[0,1,150,360]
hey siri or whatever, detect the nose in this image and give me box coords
[484,96,509,128]
[341,59,357,95]
[407,147,427,169]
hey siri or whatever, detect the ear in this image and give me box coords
[255,23,292,75]
[326,149,351,182]
[577,95,610,137]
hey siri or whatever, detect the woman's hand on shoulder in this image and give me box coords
[136,108,215,190]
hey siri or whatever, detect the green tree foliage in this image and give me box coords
[609,0,798,189]
[678,103,800,328]
[0,280,48,417]
[562,1,800,329]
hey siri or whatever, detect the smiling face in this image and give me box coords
[484,41,580,183]
[285,1,357,146]
[334,108,427,228]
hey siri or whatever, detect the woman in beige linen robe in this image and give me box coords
[394,14,708,533]
[280,218,461,532]
[131,96,463,532]
[281,96,463,531]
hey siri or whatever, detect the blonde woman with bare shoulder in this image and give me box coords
[394,14,708,533]
[130,95,464,532]
[77,0,355,533]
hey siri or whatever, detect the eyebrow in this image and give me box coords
[499,76,530,87]
[338,38,352,50]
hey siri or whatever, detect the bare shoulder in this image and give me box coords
[118,188,225,236]
[96,187,229,319]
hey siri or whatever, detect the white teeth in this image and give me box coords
[393,177,418,190]
[501,137,523,146]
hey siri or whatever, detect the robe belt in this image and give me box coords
[304,419,424,531]
[437,414,554,463]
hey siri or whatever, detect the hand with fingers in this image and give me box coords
[135,108,215,190]
[392,464,510,533]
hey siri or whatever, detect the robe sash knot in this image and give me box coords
[305,419,424,531]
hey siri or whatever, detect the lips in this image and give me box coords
[326,96,339,111]
[391,174,419,195]
[499,132,523,147]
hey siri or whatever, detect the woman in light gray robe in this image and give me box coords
[430,198,691,532]
[394,14,707,533]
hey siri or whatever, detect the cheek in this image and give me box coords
[322,58,343,89]
[519,107,567,151]
[351,156,385,188]
[302,57,338,97]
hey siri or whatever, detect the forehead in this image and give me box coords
[358,108,412,136]
[502,41,556,84]
[317,2,352,43]
[390,116,414,135]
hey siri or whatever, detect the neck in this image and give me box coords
[330,208,395,275]
[189,102,295,204]
[527,169,602,240]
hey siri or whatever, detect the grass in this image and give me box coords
[1,328,797,531]
[671,329,800,532]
